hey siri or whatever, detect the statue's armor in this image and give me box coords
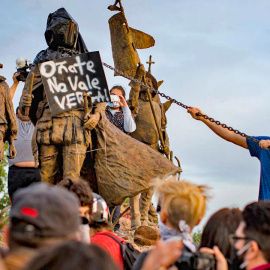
[128,71,171,228]
[19,8,92,184]
[130,99,161,151]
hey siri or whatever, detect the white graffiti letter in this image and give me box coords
[76,92,84,104]
[86,61,95,73]
[74,56,86,76]
[54,96,66,110]
[47,77,59,94]
[91,78,100,90]
[66,93,77,109]
[40,61,56,78]
[68,76,78,91]
[78,81,88,91]
[56,61,68,74]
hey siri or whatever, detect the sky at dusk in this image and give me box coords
[1,0,270,229]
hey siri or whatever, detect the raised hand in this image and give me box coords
[187,107,204,121]
[259,140,270,150]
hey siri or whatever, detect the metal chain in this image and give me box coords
[102,62,259,144]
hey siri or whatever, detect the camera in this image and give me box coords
[174,248,216,270]
[110,94,120,107]
[16,58,32,82]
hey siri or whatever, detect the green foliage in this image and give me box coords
[0,143,10,211]
[192,229,202,246]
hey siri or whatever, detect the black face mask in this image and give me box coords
[231,242,251,270]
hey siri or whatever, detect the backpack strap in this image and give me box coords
[97,232,124,246]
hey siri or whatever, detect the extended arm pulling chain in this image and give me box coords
[102,62,259,144]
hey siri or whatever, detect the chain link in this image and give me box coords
[103,62,259,144]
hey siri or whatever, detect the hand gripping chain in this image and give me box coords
[102,62,259,144]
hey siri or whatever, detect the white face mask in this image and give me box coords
[107,102,120,108]
[237,242,251,269]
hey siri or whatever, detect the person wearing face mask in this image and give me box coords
[105,85,136,236]
[201,201,270,270]
[133,177,210,270]
[106,85,136,133]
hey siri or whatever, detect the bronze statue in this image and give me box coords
[19,8,102,184]
[0,63,17,162]
[108,1,179,228]
[128,62,173,228]
[16,5,179,215]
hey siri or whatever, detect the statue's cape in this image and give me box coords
[94,115,180,206]
[108,12,155,77]
[0,79,17,141]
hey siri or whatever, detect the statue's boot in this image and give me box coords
[140,188,154,226]
[130,194,141,230]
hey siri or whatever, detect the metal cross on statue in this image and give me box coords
[146,55,155,74]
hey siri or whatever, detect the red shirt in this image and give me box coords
[252,263,270,270]
[91,231,125,270]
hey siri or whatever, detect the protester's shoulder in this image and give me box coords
[247,136,270,149]
[246,136,270,159]
[246,136,269,149]
[92,232,125,245]
[99,231,125,242]
[253,136,270,141]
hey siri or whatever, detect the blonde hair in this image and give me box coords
[156,177,210,230]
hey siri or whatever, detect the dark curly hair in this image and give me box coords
[58,177,93,214]
[243,201,270,262]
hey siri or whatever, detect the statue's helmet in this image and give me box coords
[45,8,87,52]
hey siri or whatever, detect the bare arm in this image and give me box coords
[9,72,20,100]
[187,107,248,149]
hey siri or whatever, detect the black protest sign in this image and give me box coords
[39,51,110,116]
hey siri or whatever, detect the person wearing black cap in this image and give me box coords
[3,183,81,270]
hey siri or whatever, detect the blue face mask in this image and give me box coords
[107,102,120,108]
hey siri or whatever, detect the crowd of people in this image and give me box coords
[1,175,270,270]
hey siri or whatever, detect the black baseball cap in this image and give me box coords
[10,183,80,238]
